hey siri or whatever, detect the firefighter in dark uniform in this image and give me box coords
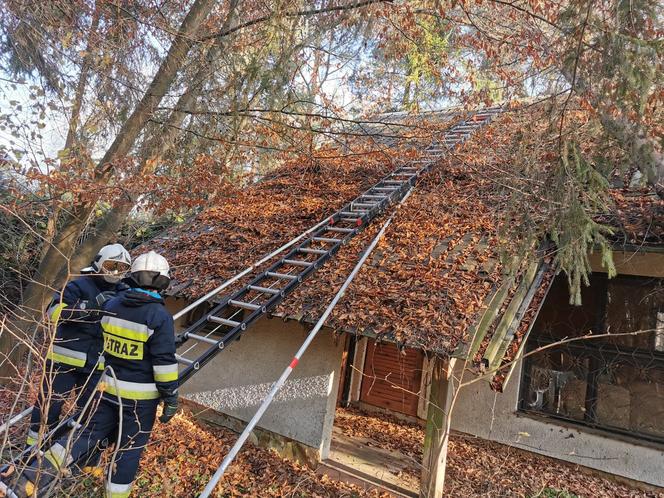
[27,243,131,448]
[2,251,178,498]
[64,251,178,498]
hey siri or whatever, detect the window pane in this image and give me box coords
[596,363,664,438]
[603,276,663,350]
[522,349,588,422]
[529,275,600,342]
[521,271,664,442]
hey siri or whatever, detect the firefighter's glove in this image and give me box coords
[159,394,178,424]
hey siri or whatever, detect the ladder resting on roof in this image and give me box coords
[174,106,503,384]
[0,107,503,475]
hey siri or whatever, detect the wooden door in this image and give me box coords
[360,339,424,417]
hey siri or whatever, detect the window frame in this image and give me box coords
[518,273,664,444]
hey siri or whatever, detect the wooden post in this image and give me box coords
[420,356,455,498]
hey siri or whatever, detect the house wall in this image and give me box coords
[166,297,344,461]
[451,360,664,487]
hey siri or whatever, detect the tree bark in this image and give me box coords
[0,0,217,382]
[66,0,241,274]
[40,5,101,262]
[64,4,101,152]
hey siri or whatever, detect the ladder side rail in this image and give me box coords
[178,179,414,380]
[178,242,342,381]
[175,108,503,383]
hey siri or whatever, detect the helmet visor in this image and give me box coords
[101,260,131,275]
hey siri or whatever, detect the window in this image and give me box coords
[519,272,664,443]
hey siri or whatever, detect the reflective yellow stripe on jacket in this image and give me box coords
[101,316,153,342]
[96,355,106,371]
[44,442,72,470]
[46,345,87,368]
[100,374,159,400]
[46,302,68,323]
[106,481,132,498]
[102,316,153,361]
[153,363,178,382]
[25,429,39,446]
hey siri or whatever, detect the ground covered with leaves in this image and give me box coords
[71,407,664,497]
[4,399,661,497]
[335,407,662,498]
[65,409,385,498]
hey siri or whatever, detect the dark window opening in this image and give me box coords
[519,272,664,443]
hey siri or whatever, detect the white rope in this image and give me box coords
[198,188,414,497]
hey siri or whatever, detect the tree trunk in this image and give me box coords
[0,0,217,382]
[67,0,241,273]
[39,5,101,262]
[64,4,101,152]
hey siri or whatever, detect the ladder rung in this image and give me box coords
[313,236,341,243]
[208,316,241,328]
[361,194,387,200]
[341,218,362,223]
[352,203,376,209]
[327,227,354,233]
[186,333,219,345]
[283,258,313,267]
[266,271,298,280]
[229,299,261,311]
[340,211,362,217]
[374,187,399,192]
[248,285,281,295]
[299,247,327,255]
[383,180,404,185]
[176,354,193,366]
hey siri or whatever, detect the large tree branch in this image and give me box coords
[559,63,664,198]
[93,0,217,182]
[0,0,219,382]
[202,0,392,41]
[67,0,242,274]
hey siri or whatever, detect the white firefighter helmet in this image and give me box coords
[130,251,171,290]
[82,243,131,283]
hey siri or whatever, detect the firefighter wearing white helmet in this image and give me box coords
[81,243,131,283]
[25,243,131,452]
[17,251,179,498]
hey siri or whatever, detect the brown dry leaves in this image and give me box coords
[76,410,386,497]
[276,160,506,354]
[149,150,396,300]
[336,408,662,498]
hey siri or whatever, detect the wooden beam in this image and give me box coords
[589,250,664,278]
[420,357,455,498]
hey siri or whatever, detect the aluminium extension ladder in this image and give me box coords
[174,106,503,383]
[0,106,503,478]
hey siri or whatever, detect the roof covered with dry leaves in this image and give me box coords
[146,103,663,363]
